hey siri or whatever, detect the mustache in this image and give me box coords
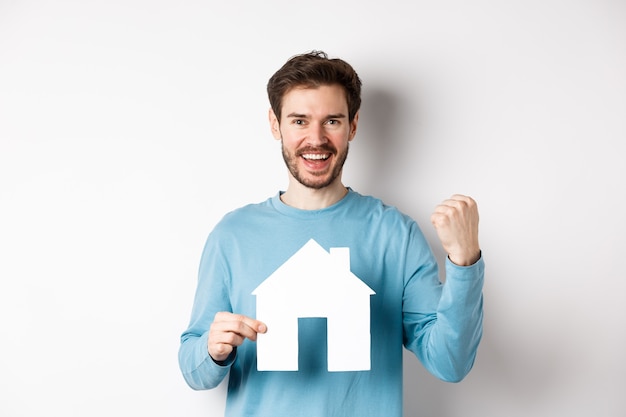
[296,145,337,156]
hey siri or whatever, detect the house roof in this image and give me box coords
[252,239,375,296]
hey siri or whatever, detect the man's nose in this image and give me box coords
[306,123,328,145]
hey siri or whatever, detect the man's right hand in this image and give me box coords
[208,312,267,362]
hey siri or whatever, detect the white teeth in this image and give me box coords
[302,154,329,160]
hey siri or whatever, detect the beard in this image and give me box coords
[281,142,349,190]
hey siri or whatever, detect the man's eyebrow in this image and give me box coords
[285,112,309,119]
[284,112,347,119]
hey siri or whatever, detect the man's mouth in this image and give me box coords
[301,153,330,161]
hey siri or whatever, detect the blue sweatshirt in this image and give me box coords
[179,190,484,417]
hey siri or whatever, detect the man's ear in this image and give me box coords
[349,111,359,141]
[269,108,282,140]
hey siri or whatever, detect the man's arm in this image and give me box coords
[403,194,484,382]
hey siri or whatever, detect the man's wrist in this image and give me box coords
[448,250,481,266]
[210,348,237,366]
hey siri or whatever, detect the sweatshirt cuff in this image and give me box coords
[445,252,484,280]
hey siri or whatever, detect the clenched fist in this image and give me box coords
[431,194,481,266]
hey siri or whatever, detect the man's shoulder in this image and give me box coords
[219,196,275,224]
[348,190,411,220]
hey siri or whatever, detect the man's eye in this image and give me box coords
[294,119,305,125]
[326,119,338,125]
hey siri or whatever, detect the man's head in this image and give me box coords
[267,51,362,195]
[267,51,362,124]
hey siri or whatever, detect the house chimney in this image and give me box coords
[330,247,350,271]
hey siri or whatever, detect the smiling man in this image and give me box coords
[178,51,485,417]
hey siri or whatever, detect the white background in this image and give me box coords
[1,1,625,416]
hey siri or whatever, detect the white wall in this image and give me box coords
[1,1,624,416]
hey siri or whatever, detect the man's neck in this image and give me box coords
[280,180,348,210]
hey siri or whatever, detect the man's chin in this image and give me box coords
[296,173,336,190]
[300,180,334,190]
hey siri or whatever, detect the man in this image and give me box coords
[179,50,484,416]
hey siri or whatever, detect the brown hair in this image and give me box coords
[267,50,362,123]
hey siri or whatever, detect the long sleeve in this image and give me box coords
[402,224,484,382]
[178,231,234,390]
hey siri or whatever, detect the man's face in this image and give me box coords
[270,84,358,190]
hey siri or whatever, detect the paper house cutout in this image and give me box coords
[252,239,375,372]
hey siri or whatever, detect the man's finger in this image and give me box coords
[214,312,267,339]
